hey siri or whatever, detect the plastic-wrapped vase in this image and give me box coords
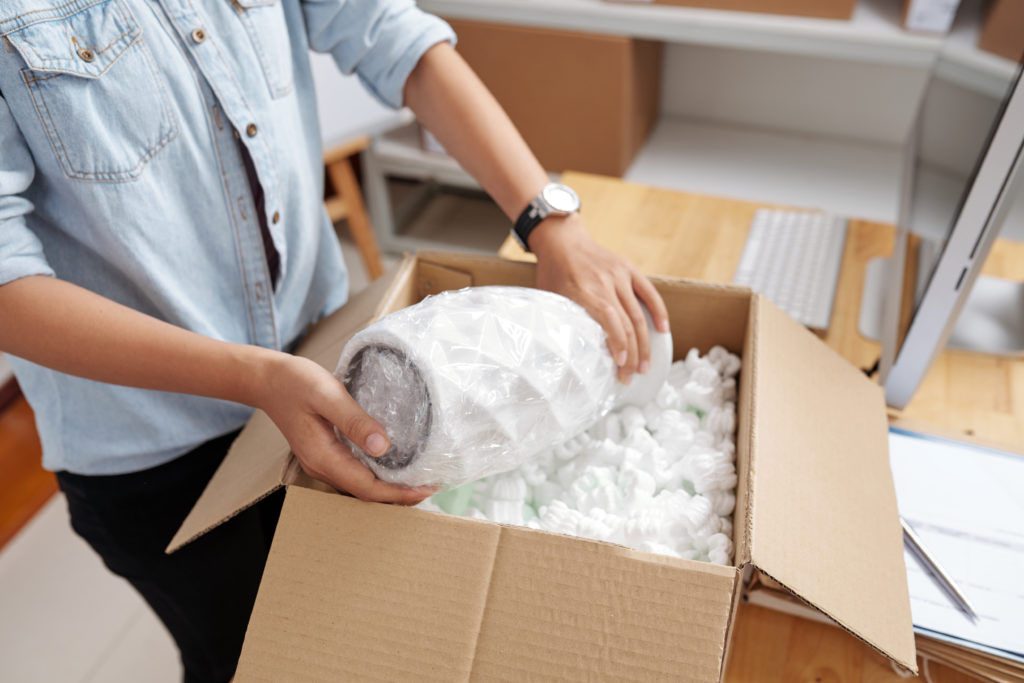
[334,286,672,487]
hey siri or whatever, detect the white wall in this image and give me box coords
[309,52,403,150]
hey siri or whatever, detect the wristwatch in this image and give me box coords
[513,183,581,252]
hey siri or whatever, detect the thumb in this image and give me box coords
[317,380,391,458]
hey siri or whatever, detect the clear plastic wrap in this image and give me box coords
[334,286,672,487]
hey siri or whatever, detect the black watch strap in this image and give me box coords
[513,201,543,252]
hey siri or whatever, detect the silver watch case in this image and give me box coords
[531,183,581,221]
[513,183,582,251]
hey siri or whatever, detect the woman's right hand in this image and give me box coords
[252,351,435,505]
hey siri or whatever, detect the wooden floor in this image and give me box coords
[0,394,56,550]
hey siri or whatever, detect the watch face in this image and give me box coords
[542,184,580,213]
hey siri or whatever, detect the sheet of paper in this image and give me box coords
[888,428,1024,661]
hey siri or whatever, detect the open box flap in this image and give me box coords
[167,259,414,553]
[236,487,740,681]
[741,296,917,672]
[415,249,537,291]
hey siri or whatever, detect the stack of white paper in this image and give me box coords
[888,428,1024,679]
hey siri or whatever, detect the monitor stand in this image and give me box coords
[859,253,1024,355]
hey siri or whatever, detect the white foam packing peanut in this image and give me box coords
[420,345,742,565]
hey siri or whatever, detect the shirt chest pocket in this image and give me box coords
[3,0,178,182]
[232,0,293,99]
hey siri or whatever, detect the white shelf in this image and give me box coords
[421,0,939,66]
[370,117,903,225]
[419,0,1018,95]
[624,117,903,223]
[369,117,1024,250]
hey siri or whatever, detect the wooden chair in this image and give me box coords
[323,136,383,280]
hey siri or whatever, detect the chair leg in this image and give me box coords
[327,157,383,281]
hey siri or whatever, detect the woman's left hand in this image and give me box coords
[529,213,670,384]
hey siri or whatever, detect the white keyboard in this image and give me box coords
[733,209,848,330]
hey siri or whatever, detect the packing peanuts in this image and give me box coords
[423,347,741,566]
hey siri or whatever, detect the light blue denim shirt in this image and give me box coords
[0,0,454,474]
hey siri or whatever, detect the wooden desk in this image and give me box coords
[500,171,1024,682]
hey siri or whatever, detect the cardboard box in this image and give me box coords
[170,252,917,681]
[978,0,1024,62]
[607,0,857,20]
[441,20,662,177]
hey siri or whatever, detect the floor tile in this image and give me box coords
[0,495,149,682]
[83,605,180,683]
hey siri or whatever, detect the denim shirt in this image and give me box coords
[0,0,454,474]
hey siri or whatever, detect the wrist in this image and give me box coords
[526,212,588,256]
[229,343,283,409]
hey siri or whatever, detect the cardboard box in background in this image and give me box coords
[170,252,917,681]
[978,0,1024,62]
[604,0,857,20]
[902,0,962,33]
[437,20,662,177]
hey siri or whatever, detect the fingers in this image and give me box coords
[586,297,631,375]
[632,270,670,334]
[617,280,650,377]
[301,423,436,505]
[316,379,390,458]
[602,268,670,383]
[270,359,434,506]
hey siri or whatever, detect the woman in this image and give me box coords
[0,1,668,680]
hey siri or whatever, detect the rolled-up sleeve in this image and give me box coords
[0,94,53,287]
[302,0,456,109]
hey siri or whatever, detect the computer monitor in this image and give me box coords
[880,57,1024,409]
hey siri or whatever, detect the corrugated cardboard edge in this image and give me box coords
[741,295,917,675]
[169,481,288,555]
[166,259,416,553]
[738,294,759,568]
[165,413,293,554]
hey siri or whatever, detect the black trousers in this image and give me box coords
[56,431,285,683]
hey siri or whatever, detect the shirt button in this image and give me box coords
[191,28,206,44]
[246,123,258,137]
[77,47,95,63]
[272,211,280,224]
